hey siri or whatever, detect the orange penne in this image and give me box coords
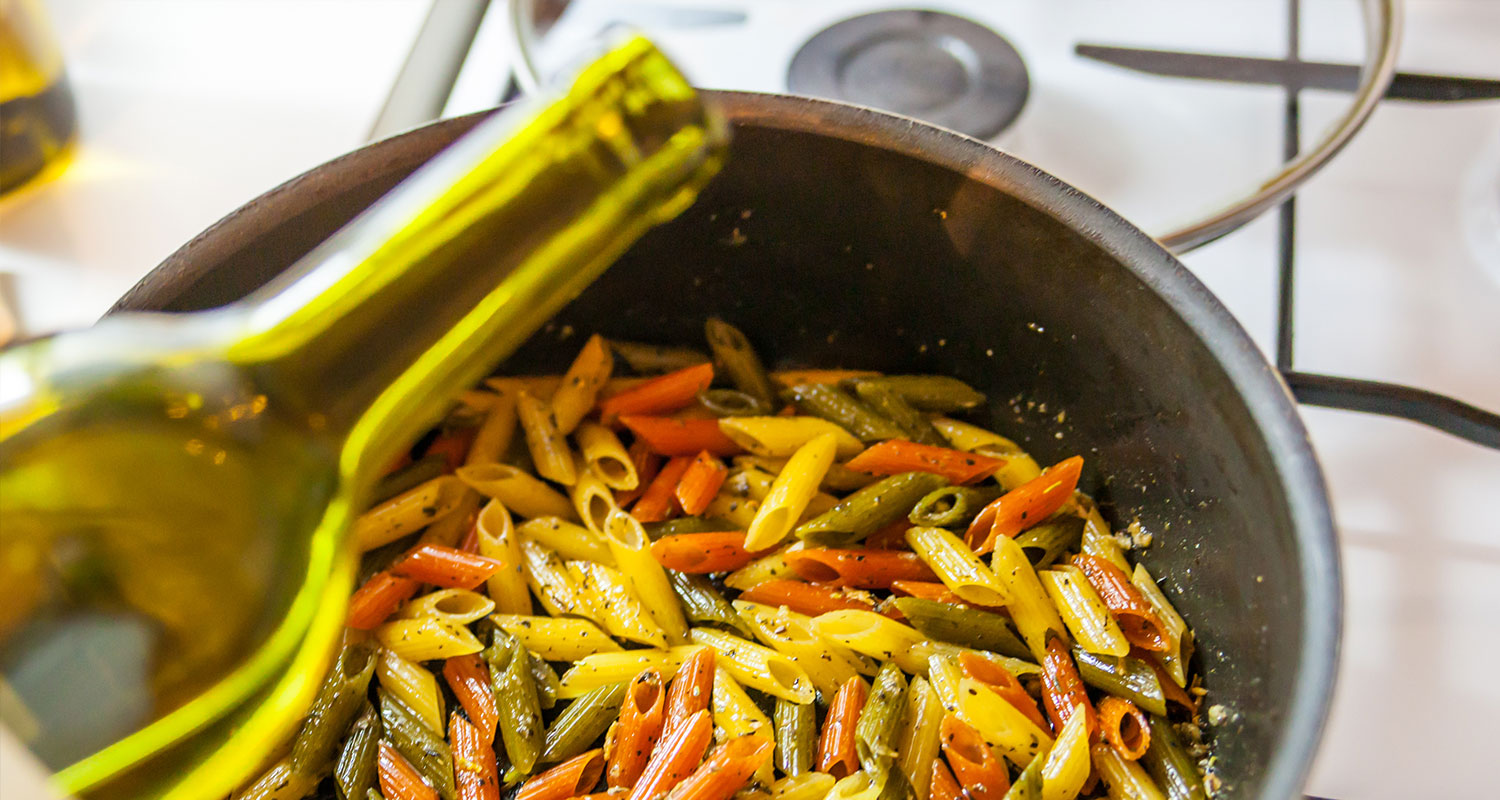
[616,439,663,508]
[657,735,771,800]
[631,456,693,523]
[940,714,1010,800]
[425,427,478,471]
[443,654,498,740]
[958,652,1048,732]
[451,711,501,800]
[651,532,760,574]
[844,439,1004,485]
[673,451,728,516]
[1097,696,1151,760]
[864,519,913,550]
[608,669,668,789]
[1041,637,1096,738]
[966,456,1084,553]
[599,363,714,423]
[347,571,420,630]
[1071,555,1171,652]
[815,676,866,779]
[390,544,503,590]
[930,758,963,800]
[629,708,714,800]
[518,749,605,800]
[620,416,743,458]
[662,648,715,739]
[785,548,937,589]
[378,740,439,800]
[737,580,876,617]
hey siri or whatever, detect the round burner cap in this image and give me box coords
[788,9,1030,140]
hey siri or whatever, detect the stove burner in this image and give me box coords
[787,10,1029,140]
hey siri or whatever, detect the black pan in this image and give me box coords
[114,93,1340,799]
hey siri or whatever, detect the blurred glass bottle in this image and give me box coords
[1,0,78,196]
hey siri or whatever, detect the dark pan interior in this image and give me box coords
[111,95,1337,799]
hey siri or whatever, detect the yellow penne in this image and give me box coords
[517,390,577,485]
[770,772,837,800]
[1132,563,1193,687]
[551,334,613,434]
[733,455,878,493]
[467,387,519,465]
[556,645,703,698]
[895,676,944,800]
[723,542,805,591]
[489,614,622,661]
[603,509,689,644]
[990,533,1070,662]
[374,617,484,662]
[744,433,838,551]
[904,526,1010,606]
[376,649,445,733]
[954,676,1053,767]
[568,459,620,534]
[475,498,531,615]
[930,417,1043,490]
[1040,565,1129,657]
[573,421,637,490]
[355,475,467,551]
[518,536,603,623]
[705,491,761,529]
[457,463,578,521]
[717,416,864,459]
[812,610,933,675]
[725,467,838,510]
[515,516,614,565]
[826,772,882,800]
[690,627,816,704]
[710,665,775,784]
[571,561,668,648]
[1092,743,1167,800]
[732,600,862,699]
[1077,494,1130,572]
[398,588,495,625]
[418,490,479,547]
[1041,702,1090,800]
[563,561,614,627]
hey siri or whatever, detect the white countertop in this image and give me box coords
[1,2,1497,798]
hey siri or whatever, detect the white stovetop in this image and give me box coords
[0,2,1496,798]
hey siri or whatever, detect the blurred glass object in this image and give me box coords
[0,0,78,196]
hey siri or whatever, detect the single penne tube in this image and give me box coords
[1040,565,1130,657]
[354,475,467,551]
[745,433,839,551]
[783,382,906,442]
[774,697,815,777]
[475,498,532,615]
[490,614,622,661]
[292,641,378,776]
[952,676,1053,768]
[705,317,777,407]
[990,533,1070,662]
[1131,564,1193,688]
[466,386,519,465]
[374,616,484,662]
[376,649,446,734]
[1071,648,1167,717]
[732,600,862,699]
[458,463,578,521]
[1041,702,1090,800]
[796,472,947,547]
[556,646,704,699]
[888,597,1030,660]
[852,662,907,773]
[904,526,1010,606]
[572,560,669,648]
[669,571,755,638]
[895,677,944,800]
[518,536,604,623]
[575,421,638,490]
[812,610,933,675]
[930,417,1043,490]
[841,375,984,413]
[608,339,710,375]
[235,756,317,800]
[542,682,629,764]
[1076,494,1131,572]
[517,389,578,486]
[564,561,615,627]
[485,374,563,399]
[604,509,690,644]
[690,627,817,704]
[717,416,865,459]
[1091,743,1167,800]
[1140,713,1205,800]
[397,588,495,625]
[569,459,621,535]
[1015,516,1087,570]
[551,334,614,434]
[770,772,837,800]
[723,542,805,591]
[711,666,775,784]
[516,516,615,565]
[826,771,882,800]
[850,381,945,446]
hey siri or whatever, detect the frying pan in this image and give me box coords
[112,93,1371,798]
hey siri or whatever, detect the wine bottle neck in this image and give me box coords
[224,38,725,482]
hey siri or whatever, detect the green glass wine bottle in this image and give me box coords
[0,37,725,800]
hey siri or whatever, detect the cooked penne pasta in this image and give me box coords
[575,421,637,490]
[770,772,837,800]
[569,459,621,534]
[556,646,704,699]
[475,498,532,615]
[744,433,839,551]
[704,489,762,529]
[458,463,578,521]
[355,475,468,551]
[552,334,614,434]
[990,534,1070,662]
[723,542,805,591]
[894,677,944,800]
[929,417,1043,490]
[690,627,816,704]
[717,416,864,459]
[1076,495,1130,573]
[518,390,578,486]
[732,600,863,700]
[516,516,614,565]
[375,616,484,662]
[952,676,1053,768]
[572,561,669,648]
[603,509,690,644]
[826,771,882,800]
[518,537,604,623]
[490,614,622,661]
[606,668,666,789]
[905,526,1010,606]
[398,588,494,625]
[710,667,775,784]
[812,610,933,675]
[1041,703,1091,800]
[543,683,629,764]
[1040,565,1130,657]
[376,649,446,734]
[1131,564,1193,688]
[1092,743,1167,800]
